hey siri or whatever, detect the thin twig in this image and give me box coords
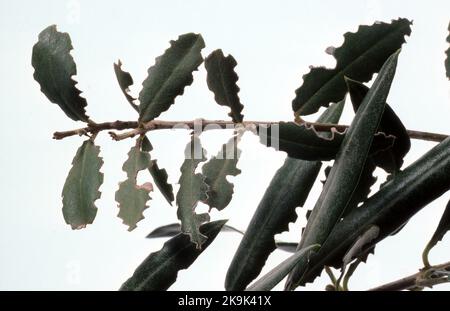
[53,119,448,142]
[368,261,450,291]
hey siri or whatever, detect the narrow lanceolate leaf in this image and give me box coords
[205,50,244,123]
[446,22,450,79]
[423,200,450,266]
[176,135,210,248]
[292,18,411,116]
[138,33,205,122]
[32,25,89,122]
[146,223,243,239]
[225,101,344,291]
[116,146,153,231]
[62,140,103,229]
[298,136,450,286]
[347,78,410,172]
[114,60,138,112]
[286,51,400,290]
[120,220,226,291]
[149,160,174,205]
[246,245,320,291]
[323,161,377,218]
[202,136,241,211]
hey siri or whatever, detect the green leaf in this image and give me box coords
[258,122,345,161]
[258,120,394,161]
[176,135,210,248]
[149,160,174,205]
[423,200,450,266]
[446,22,450,79]
[62,140,103,229]
[146,223,243,239]
[116,146,153,231]
[292,18,411,116]
[120,220,226,291]
[293,136,450,287]
[138,33,205,122]
[114,60,139,112]
[246,245,320,291]
[202,135,241,211]
[225,101,344,291]
[286,51,400,290]
[32,25,89,122]
[347,78,411,173]
[205,50,244,123]
[323,161,377,218]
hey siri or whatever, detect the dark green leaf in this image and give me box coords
[62,140,103,229]
[176,135,210,248]
[32,25,89,122]
[139,33,205,122]
[258,122,345,161]
[246,245,320,291]
[286,51,400,290]
[423,200,450,266]
[202,135,241,211]
[292,18,411,116]
[114,60,138,112]
[116,146,153,231]
[274,242,299,253]
[146,223,243,239]
[347,78,410,172]
[293,136,450,287]
[205,50,244,123]
[120,220,226,291]
[149,160,174,205]
[225,101,344,291]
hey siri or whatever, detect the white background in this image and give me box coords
[0,0,449,290]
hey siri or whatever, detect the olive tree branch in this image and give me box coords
[368,260,450,291]
[53,119,448,142]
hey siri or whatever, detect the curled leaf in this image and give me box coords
[114,60,138,112]
[32,25,89,122]
[149,160,174,205]
[423,200,450,266]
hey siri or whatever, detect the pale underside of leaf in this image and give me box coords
[32,25,89,122]
[176,135,210,248]
[120,220,226,291]
[292,18,411,116]
[62,140,103,229]
[138,33,205,122]
[246,245,320,291]
[116,146,153,231]
[205,49,244,123]
[202,135,241,211]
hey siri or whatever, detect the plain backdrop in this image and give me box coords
[0,0,449,290]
